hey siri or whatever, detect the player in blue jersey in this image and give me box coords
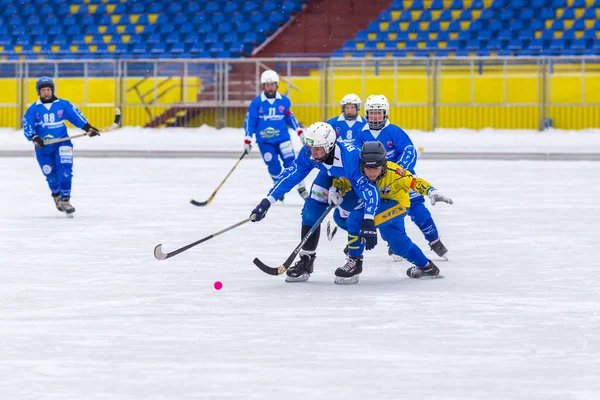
[326,93,366,144]
[22,77,100,217]
[250,122,380,283]
[244,69,308,200]
[354,94,449,258]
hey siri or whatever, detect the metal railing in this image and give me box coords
[1,57,599,130]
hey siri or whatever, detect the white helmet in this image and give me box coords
[364,94,390,130]
[260,69,279,84]
[340,93,361,121]
[304,122,337,161]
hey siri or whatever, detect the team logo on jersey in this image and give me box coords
[35,113,40,121]
[387,141,394,148]
[258,107,263,114]
[279,105,285,113]
[382,186,391,195]
[57,110,63,118]
[335,126,340,132]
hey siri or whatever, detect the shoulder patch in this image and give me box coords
[395,168,405,177]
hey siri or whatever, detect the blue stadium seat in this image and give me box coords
[508,39,523,50]
[450,0,464,10]
[165,33,180,44]
[487,39,502,50]
[560,8,575,20]
[430,0,444,10]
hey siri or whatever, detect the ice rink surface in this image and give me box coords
[2,153,600,399]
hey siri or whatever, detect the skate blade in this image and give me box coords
[412,274,445,280]
[285,273,310,283]
[334,275,359,285]
[65,212,74,219]
[391,254,405,262]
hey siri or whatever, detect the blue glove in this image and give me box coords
[251,198,271,222]
[359,218,378,251]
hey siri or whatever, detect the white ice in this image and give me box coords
[1,130,600,399]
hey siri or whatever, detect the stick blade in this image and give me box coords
[253,258,286,276]
[154,244,169,260]
[190,199,209,207]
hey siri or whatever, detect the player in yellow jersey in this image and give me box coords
[329,141,453,284]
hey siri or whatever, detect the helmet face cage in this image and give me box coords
[360,142,388,182]
[340,94,361,121]
[364,95,389,130]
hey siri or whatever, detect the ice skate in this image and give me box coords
[285,253,315,282]
[388,246,405,262]
[429,238,448,260]
[52,193,64,212]
[334,255,363,284]
[406,261,441,279]
[60,197,75,218]
[297,185,309,200]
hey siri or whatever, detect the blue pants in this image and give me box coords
[35,143,73,198]
[409,194,439,243]
[339,199,430,268]
[257,139,296,181]
[301,170,359,226]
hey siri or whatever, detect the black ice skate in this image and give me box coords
[334,255,363,285]
[285,253,315,282]
[297,185,309,200]
[52,193,64,212]
[429,238,448,259]
[406,261,441,279]
[60,197,76,218]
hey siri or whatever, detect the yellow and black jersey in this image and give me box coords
[333,161,434,209]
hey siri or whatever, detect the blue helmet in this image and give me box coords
[36,76,55,95]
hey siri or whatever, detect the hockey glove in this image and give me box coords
[427,189,453,206]
[244,138,252,154]
[83,123,100,137]
[328,186,343,207]
[31,135,45,149]
[297,129,305,144]
[359,218,378,251]
[251,198,271,222]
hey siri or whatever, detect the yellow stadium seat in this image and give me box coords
[51,45,60,53]
[14,45,22,53]
[122,35,131,43]
[380,22,389,31]
[70,5,79,14]
[356,42,365,50]
[33,45,41,53]
[460,21,469,30]
[117,26,126,34]
[431,11,441,20]
[409,32,417,40]
[107,4,116,13]
[148,14,159,24]
[98,26,107,34]
[136,26,145,34]
[111,15,121,24]
[564,20,573,29]
[554,31,563,39]
[411,11,421,20]
[368,33,376,40]
[400,22,409,30]
[420,22,429,31]
[439,41,447,49]
[397,42,406,49]
[575,30,583,38]
[129,15,139,24]
[70,45,78,52]
[450,32,458,40]
[535,31,542,38]
[429,32,437,39]
[103,35,112,43]
[88,5,97,13]
[451,10,460,20]
[391,10,401,20]
[84,35,93,44]
[441,22,449,31]
[388,32,397,40]
[108,44,116,52]
[376,42,385,49]
[89,45,98,53]
[417,42,426,49]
